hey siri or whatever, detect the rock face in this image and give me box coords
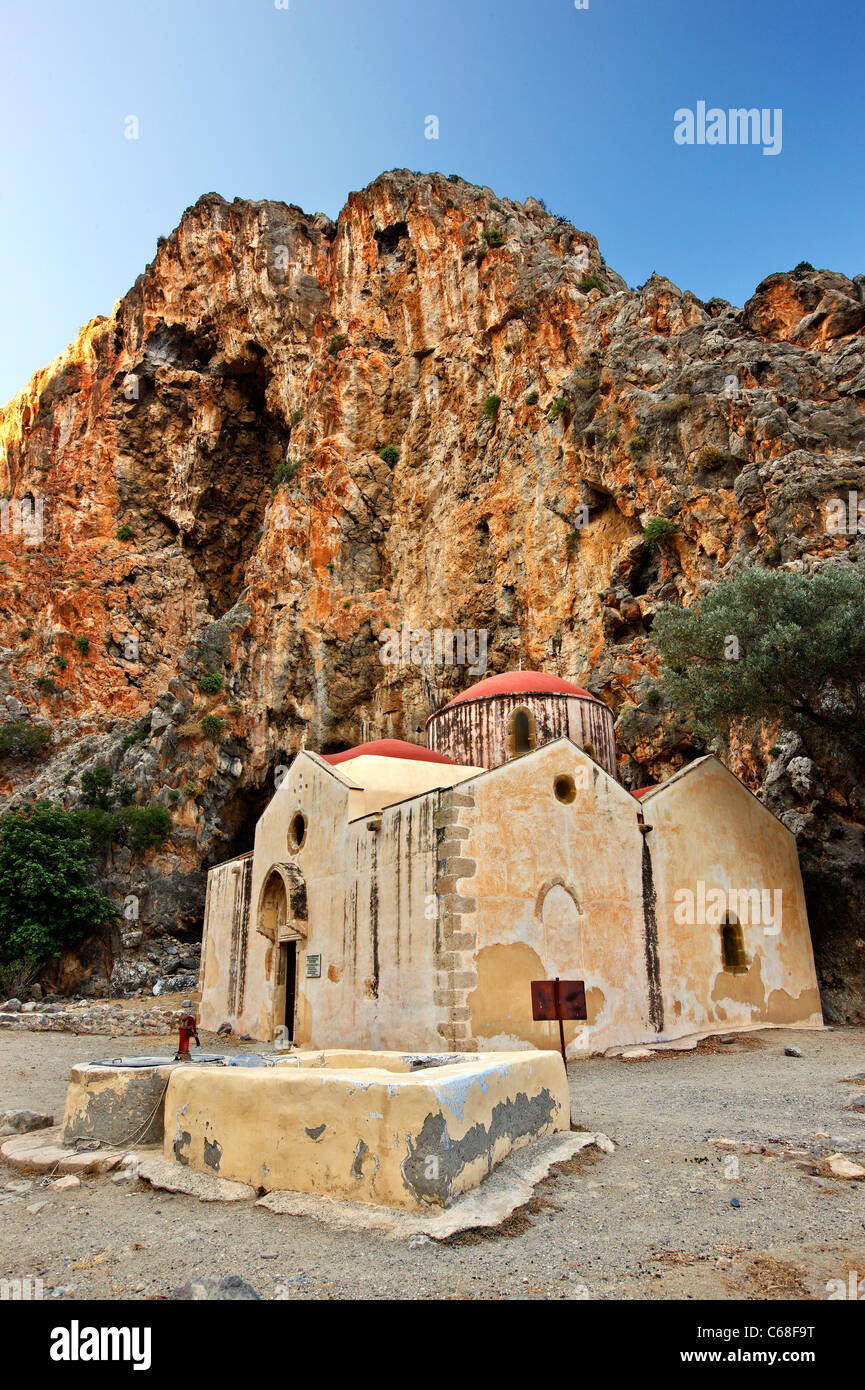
[0,171,863,1017]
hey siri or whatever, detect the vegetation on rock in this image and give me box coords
[0,801,118,973]
[654,564,865,749]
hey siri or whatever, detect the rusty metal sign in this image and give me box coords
[531,978,587,1067]
[531,978,587,1022]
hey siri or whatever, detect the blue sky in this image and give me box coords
[1,0,862,404]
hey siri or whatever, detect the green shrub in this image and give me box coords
[0,722,50,758]
[73,807,122,851]
[576,275,608,295]
[793,261,815,274]
[642,517,679,548]
[121,804,173,853]
[378,445,399,467]
[0,801,118,971]
[525,391,539,406]
[653,562,865,747]
[121,725,147,751]
[482,228,504,248]
[116,525,134,542]
[327,334,347,356]
[198,671,223,695]
[53,656,68,670]
[74,636,90,657]
[483,394,502,421]
[114,780,135,806]
[650,395,690,419]
[290,408,303,426]
[548,396,570,420]
[80,764,115,810]
[273,460,300,488]
[35,676,58,695]
[627,434,647,458]
[697,444,727,470]
[200,714,223,743]
[765,542,782,566]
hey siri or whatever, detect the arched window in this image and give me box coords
[721,917,748,974]
[509,706,537,757]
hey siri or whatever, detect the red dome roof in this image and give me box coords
[321,739,456,766]
[440,671,595,710]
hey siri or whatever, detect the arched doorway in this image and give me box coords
[260,871,288,938]
[259,868,306,1041]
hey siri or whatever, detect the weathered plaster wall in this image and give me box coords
[457,740,653,1055]
[198,853,271,1038]
[163,1049,570,1207]
[644,758,822,1037]
[212,751,469,1047]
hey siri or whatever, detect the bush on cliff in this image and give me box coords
[198,670,223,695]
[0,801,117,971]
[642,517,679,548]
[120,804,173,853]
[0,721,50,759]
[653,563,865,747]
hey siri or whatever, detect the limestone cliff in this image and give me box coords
[1,170,863,1017]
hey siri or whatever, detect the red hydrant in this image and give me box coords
[175,1002,200,1061]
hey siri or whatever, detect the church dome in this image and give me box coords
[441,671,596,707]
[427,669,617,777]
[321,739,456,766]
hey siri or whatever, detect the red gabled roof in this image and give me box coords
[440,670,595,709]
[632,786,658,799]
[320,739,456,766]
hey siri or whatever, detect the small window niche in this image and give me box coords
[721,917,748,974]
[509,706,537,757]
[288,811,307,854]
[554,774,577,804]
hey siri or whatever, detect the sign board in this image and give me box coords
[531,978,587,1066]
[531,979,587,1022]
[305,953,321,979]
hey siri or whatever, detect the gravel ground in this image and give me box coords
[1,1025,864,1301]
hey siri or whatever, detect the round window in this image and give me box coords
[554,775,577,804]
[288,812,307,852]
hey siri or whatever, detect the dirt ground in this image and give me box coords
[1,1024,864,1301]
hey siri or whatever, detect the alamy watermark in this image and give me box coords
[825,491,865,535]
[0,1275,43,1300]
[378,625,488,677]
[674,103,782,156]
[1,496,43,546]
[826,1269,865,1299]
[673,881,782,934]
